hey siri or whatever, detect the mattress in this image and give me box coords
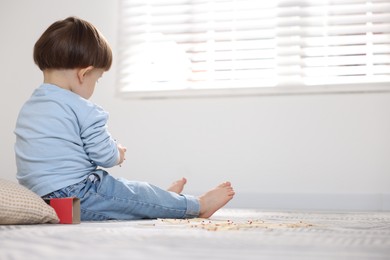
[1,208,390,260]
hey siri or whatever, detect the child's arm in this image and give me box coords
[80,107,120,168]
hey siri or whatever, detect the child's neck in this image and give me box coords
[43,69,78,91]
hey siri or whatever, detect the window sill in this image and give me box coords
[117,83,390,100]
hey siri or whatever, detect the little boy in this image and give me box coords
[14,16,234,221]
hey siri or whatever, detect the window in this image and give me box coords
[117,0,390,97]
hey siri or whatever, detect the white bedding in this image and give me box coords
[1,209,390,260]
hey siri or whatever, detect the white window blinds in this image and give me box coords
[117,0,390,95]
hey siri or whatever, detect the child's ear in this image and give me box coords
[77,66,94,83]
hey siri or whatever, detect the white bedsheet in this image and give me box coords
[1,209,390,260]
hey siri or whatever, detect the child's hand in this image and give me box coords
[117,143,127,166]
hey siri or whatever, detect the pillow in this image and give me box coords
[0,178,59,224]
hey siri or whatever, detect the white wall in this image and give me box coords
[1,0,390,211]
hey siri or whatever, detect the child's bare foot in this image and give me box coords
[167,177,187,194]
[198,182,235,218]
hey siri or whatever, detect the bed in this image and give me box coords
[1,208,390,260]
[1,179,390,259]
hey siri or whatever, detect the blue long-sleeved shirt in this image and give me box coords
[14,83,119,196]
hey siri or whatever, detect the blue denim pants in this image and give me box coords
[42,170,200,221]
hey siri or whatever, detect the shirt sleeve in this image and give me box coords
[79,105,119,168]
